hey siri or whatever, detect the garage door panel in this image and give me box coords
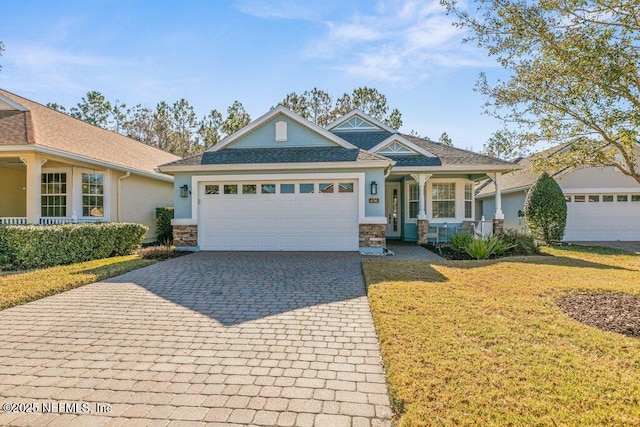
[199,181,359,251]
[564,196,640,241]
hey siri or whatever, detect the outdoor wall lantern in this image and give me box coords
[370,181,378,195]
[180,184,190,198]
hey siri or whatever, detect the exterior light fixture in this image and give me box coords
[180,184,190,198]
[370,181,378,195]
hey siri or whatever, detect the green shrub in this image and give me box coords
[0,223,147,269]
[464,236,514,260]
[136,245,182,261]
[500,229,540,255]
[449,232,473,252]
[155,207,174,245]
[525,172,567,245]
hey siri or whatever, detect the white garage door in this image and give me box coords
[564,193,640,241]
[198,181,359,251]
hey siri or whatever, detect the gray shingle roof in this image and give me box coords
[385,155,442,167]
[161,147,391,167]
[402,134,514,167]
[332,131,393,150]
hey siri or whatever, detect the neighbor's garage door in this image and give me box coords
[564,193,640,241]
[198,181,358,251]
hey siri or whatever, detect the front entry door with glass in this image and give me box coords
[385,182,401,238]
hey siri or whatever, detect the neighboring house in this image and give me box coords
[158,107,515,253]
[0,89,181,243]
[476,145,640,241]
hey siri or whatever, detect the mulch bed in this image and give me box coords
[558,292,640,338]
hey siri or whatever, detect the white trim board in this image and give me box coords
[370,135,436,158]
[326,109,396,133]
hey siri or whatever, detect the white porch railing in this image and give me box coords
[0,217,28,225]
[39,218,104,225]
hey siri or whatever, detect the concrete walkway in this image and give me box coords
[0,252,391,426]
[384,241,444,261]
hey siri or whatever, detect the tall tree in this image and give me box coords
[0,41,4,73]
[69,91,112,128]
[439,132,453,146]
[221,101,251,136]
[443,0,640,184]
[198,109,223,149]
[482,129,531,160]
[333,87,402,129]
[46,103,67,113]
[123,104,154,145]
[279,88,333,126]
[170,99,199,157]
[110,100,129,134]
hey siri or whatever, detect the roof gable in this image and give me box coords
[326,110,396,133]
[210,106,356,152]
[371,135,436,158]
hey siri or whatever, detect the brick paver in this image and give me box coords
[0,252,391,426]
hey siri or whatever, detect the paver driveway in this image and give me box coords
[0,252,391,426]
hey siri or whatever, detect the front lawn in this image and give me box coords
[0,255,154,310]
[364,246,640,426]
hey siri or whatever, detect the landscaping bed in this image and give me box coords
[558,292,640,338]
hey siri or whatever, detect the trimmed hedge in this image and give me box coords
[0,223,148,269]
[525,172,567,245]
[155,207,174,244]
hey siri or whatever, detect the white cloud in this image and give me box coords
[241,0,494,84]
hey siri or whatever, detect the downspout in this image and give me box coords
[117,172,131,222]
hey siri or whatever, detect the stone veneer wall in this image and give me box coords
[173,225,198,247]
[417,219,429,245]
[493,219,504,235]
[359,224,386,248]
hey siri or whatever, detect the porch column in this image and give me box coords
[22,154,42,224]
[491,172,504,235]
[412,174,432,244]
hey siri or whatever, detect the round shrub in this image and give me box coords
[524,172,567,245]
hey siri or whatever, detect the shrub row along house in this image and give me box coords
[0,89,180,243]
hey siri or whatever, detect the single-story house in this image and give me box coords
[0,89,181,242]
[158,106,516,253]
[475,145,640,241]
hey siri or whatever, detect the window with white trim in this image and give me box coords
[432,183,456,218]
[82,173,104,217]
[464,183,473,219]
[41,173,67,217]
[408,184,419,219]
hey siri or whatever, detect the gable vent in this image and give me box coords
[275,121,287,142]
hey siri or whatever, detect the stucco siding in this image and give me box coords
[558,166,639,190]
[119,174,174,243]
[0,167,26,217]
[230,116,337,149]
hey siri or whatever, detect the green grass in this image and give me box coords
[363,246,640,426]
[0,255,155,310]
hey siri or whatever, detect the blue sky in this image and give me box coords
[0,0,507,151]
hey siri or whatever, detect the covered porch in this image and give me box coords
[384,171,505,244]
[0,154,111,226]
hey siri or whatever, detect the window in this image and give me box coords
[205,185,219,195]
[224,184,237,194]
[300,183,314,193]
[603,195,614,202]
[408,184,419,219]
[339,183,354,193]
[319,183,333,193]
[617,195,628,202]
[432,183,456,218]
[632,195,640,202]
[82,173,104,217]
[588,195,600,202]
[41,173,67,217]
[464,183,473,219]
[262,184,276,194]
[242,184,257,194]
[280,183,295,194]
[574,195,585,202]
